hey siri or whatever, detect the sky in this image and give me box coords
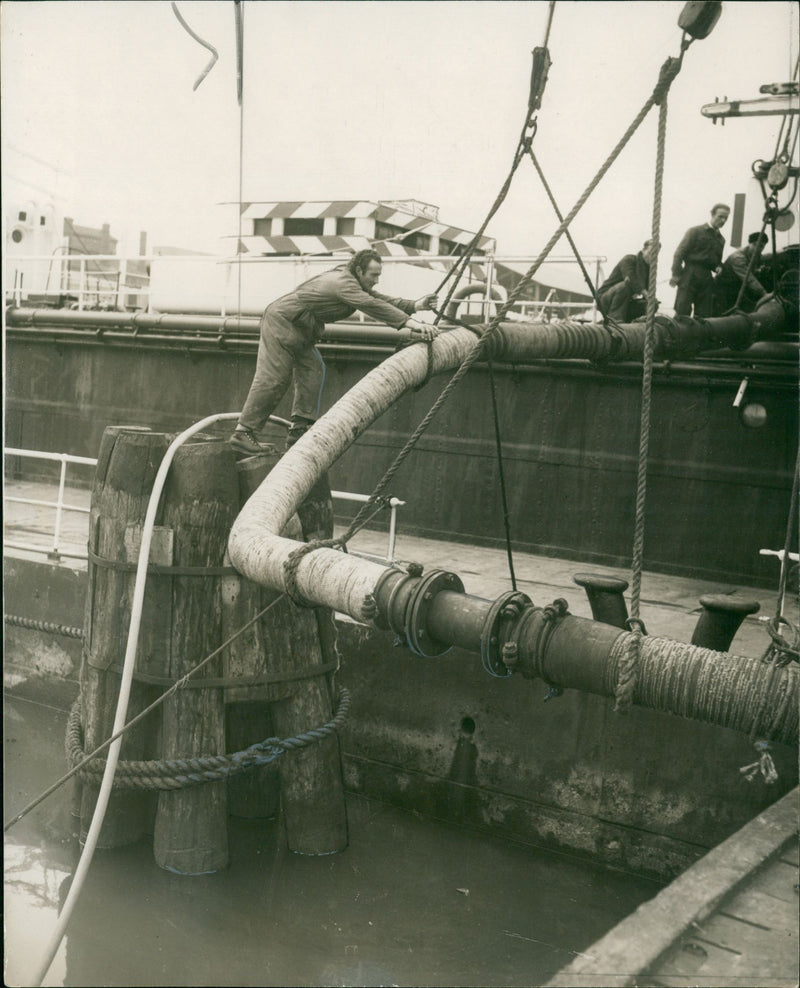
[2,0,798,292]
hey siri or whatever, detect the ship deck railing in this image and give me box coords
[3,446,405,564]
[4,251,605,320]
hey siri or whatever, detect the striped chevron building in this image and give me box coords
[231,199,496,265]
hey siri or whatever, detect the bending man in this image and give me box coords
[713,231,768,314]
[230,249,438,457]
[597,239,654,322]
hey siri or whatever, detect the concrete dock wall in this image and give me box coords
[5,553,796,879]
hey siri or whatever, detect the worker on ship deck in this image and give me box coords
[713,231,769,314]
[230,248,438,457]
[670,203,730,317]
[596,239,655,322]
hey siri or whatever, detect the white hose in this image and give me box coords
[32,413,240,987]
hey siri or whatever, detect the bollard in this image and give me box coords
[80,426,167,847]
[152,437,240,874]
[691,594,760,651]
[573,573,630,629]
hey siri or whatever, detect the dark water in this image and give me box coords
[4,692,662,987]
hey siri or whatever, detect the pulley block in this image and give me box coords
[677,1,722,40]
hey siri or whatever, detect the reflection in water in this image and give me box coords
[4,842,71,986]
[5,693,662,988]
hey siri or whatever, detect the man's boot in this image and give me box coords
[285,417,315,450]
[229,426,276,458]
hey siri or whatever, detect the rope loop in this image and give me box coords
[283,537,344,607]
[762,615,800,667]
[66,688,351,791]
[625,616,648,636]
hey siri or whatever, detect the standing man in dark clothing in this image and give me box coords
[597,239,655,321]
[230,248,438,457]
[670,203,730,317]
[713,231,769,314]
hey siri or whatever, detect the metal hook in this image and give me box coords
[171,1,220,91]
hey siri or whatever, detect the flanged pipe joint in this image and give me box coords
[373,566,576,684]
[373,566,535,676]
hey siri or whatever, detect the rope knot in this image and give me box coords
[653,56,681,105]
[283,537,343,607]
[739,740,779,784]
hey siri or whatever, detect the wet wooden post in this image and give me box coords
[80,426,168,847]
[228,455,348,854]
[221,451,286,821]
[152,436,240,874]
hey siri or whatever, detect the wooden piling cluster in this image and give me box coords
[78,426,347,873]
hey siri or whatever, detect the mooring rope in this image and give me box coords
[65,687,350,791]
[5,613,84,640]
[614,64,674,714]
[5,593,284,832]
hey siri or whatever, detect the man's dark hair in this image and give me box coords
[348,249,382,276]
[711,203,730,214]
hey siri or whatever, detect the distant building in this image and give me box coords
[231,199,496,260]
[63,217,117,256]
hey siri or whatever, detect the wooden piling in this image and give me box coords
[80,426,167,847]
[226,454,348,854]
[152,437,240,874]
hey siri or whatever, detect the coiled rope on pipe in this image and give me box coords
[65,687,351,791]
[605,632,798,745]
[5,613,84,640]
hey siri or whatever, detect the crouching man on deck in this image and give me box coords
[230,248,439,457]
[596,239,655,322]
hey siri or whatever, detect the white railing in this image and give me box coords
[3,447,406,564]
[5,251,605,320]
[330,490,405,564]
[4,448,96,560]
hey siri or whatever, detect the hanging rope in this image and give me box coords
[171,2,219,91]
[614,72,673,713]
[336,51,688,556]
[426,1,559,336]
[486,355,517,589]
[527,149,602,309]
[775,451,800,623]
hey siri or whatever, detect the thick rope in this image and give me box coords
[5,614,84,640]
[775,451,800,622]
[615,80,671,714]
[527,149,601,309]
[65,687,350,791]
[4,594,287,832]
[343,53,686,547]
[606,633,798,744]
[486,356,517,590]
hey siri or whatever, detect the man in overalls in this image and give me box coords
[230,249,438,456]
